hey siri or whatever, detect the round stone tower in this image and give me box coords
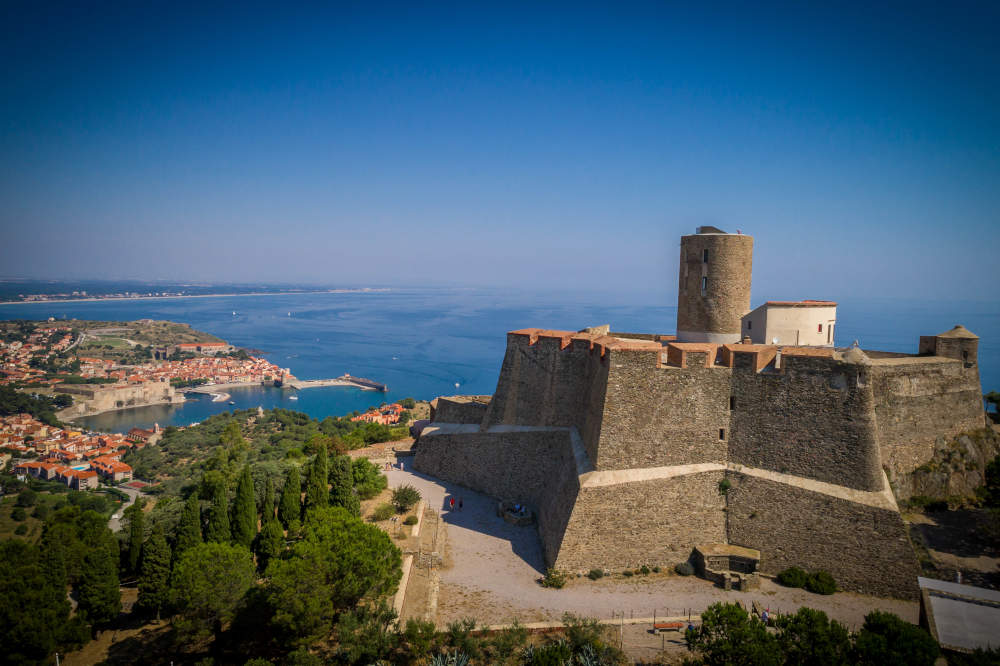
[676,226,753,343]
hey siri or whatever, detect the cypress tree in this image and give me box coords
[77,531,121,626]
[278,466,301,529]
[305,445,329,515]
[175,493,202,557]
[205,484,231,544]
[125,499,145,574]
[138,525,171,619]
[330,455,361,516]
[262,475,275,522]
[231,465,257,547]
[255,514,284,573]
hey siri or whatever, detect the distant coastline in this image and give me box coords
[0,287,392,306]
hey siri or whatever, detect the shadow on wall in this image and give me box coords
[398,463,547,574]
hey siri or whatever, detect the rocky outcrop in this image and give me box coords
[890,428,1000,503]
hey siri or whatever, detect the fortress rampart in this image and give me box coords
[415,325,984,599]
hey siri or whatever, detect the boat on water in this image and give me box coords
[228,400,236,405]
[289,395,299,400]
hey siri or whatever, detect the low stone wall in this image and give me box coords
[431,396,492,425]
[726,473,920,599]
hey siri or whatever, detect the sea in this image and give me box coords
[1,289,997,433]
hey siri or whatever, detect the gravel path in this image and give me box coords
[386,460,919,629]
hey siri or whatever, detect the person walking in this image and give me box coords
[458,497,464,511]
[449,497,455,511]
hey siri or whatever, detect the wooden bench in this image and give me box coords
[652,622,685,634]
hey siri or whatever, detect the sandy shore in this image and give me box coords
[0,287,391,306]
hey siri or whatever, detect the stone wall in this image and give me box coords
[726,473,920,599]
[431,396,491,425]
[553,471,727,571]
[595,349,730,470]
[870,358,985,481]
[676,232,754,342]
[728,354,883,491]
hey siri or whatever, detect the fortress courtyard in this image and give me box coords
[385,459,918,637]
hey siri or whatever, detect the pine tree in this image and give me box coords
[138,525,172,619]
[231,465,257,547]
[305,445,329,515]
[330,455,361,516]
[278,467,301,529]
[125,499,145,574]
[205,484,231,544]
[175,493,202,557]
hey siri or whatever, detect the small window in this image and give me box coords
[729,396,735,410]
[818,323,823,333]
[963,350,969,362]
[701,276,707,295]
[719,428,726,440]
[702,249,709,263]
[747,321,752,330]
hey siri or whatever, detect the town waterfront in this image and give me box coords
[2,288,998,432]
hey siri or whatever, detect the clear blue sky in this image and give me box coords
[1,1,998,303]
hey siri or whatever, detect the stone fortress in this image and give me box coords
[413,227,986,599]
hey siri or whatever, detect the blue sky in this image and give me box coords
[1,2,998,303]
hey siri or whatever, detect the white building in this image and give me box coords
[740,300,837,346]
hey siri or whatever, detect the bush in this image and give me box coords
[586,568,604,580]
[10,506,26,522]
[776,566,808,588]
[371,503,395,522]
[639,564,651,575]
[14,524,27,535]
[403,514,418,526]
[541,568,567,589]
[392,484,421,512]
[674,561,694,576]
[718,478,732,495]
[652,565,661,573]
[622,569,634,577]
[15,488,37,507]
[805,570,837,595]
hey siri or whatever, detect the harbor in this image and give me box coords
[285,373,388,392]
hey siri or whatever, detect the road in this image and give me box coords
[107,484,141,532]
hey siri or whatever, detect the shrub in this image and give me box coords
[15,488,37,507]
[622,569,634,577]
[776,566,808,588]
[371,503,395,522]
[541,568,567,589]
[652,565,661,573]
[805,570,837,595]
[14,524,27,535]
[639,564,651,575]
[674,561,694,576]
[403,514,418,526]
[586,568,604,580]
[10,506,26,522]
[718,478,732,495]
[392,484,421,512]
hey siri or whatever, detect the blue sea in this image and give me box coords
[1,289,996,433]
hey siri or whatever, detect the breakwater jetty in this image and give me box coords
[287,373,388,392]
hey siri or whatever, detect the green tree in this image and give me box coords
[0,540,85,663]
[352,457,388,500]
[266,506,402,645]
[392,484,421,513]
[124,498,145,574]
[278,466,302,528]
[231,465,257,547]
[775,607,851,665]
[175,493,203,557]
[262,475,275,521]
[205,484,231,544]
[304,445,328,515]
[854,610,940,666]
[985,455,1000,507]
[138,524,172,619]
[400,397,416,409]
[220,420,247,449]
[330,454,361,516]
[335,600,399,664]
[255,512,285,574]
[170,542,255,642]
[77,529,122,626]
[686,602,781,666]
